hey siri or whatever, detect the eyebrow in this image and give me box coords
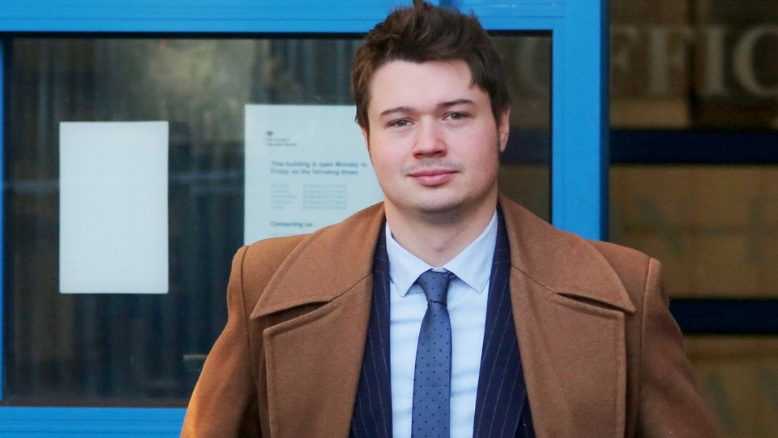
[440,98,475,109]
[378,99,476,118]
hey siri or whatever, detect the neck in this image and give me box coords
[385,199,497,268]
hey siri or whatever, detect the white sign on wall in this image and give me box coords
[59,121,169,294]
[244,104,383,244]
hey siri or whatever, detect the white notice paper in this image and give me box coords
[245,104,383,243]
[59,121,169,294]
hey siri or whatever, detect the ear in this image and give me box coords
[498,108,510,153]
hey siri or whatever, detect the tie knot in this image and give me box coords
[416,270,451,304]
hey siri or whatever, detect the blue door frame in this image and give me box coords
[0,0,607,435]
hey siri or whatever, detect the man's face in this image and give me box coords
[362,60,510,221]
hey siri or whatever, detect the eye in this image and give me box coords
[389,119,412,128]
[446,112,468,121]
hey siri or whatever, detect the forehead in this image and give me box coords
[367,60,488,113]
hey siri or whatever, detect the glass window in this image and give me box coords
[5,37,362,404]
[4,34,550,404]
[609,0,778,299]
[495,35,552,220]
[686,336,778,437]
[611,0,778,130]
[610,166,778,298]
[610,0,778,433]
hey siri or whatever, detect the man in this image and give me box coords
[182,2,721,437]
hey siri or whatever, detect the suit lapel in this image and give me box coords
[250,204,385,438]
[350,226,393,438]
[473,211,528,438]
[500,197,636,438]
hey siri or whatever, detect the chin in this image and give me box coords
[413,197,470,220]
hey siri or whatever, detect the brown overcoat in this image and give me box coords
[181,197,721,438]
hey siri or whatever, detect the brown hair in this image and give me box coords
[351,0,510,131]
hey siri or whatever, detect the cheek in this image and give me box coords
[369,147,396,176]
[478,155,500,174]
[463,132,501,167]
[372,141,400,163]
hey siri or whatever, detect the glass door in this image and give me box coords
[0,0,606,435]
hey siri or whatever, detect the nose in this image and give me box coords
[412,119,447,158]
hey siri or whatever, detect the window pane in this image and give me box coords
[686,336,778,436]
[611,0,778,130]
[610,165,778,298]
[609,0,778,298]
[495,36,551,221]
[5,37,360,404]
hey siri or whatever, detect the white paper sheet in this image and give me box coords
[244,104,383,243]
[59,121,169,294]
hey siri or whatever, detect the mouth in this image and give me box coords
[408,168,457,186]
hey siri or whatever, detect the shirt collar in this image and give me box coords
[385,212,498,297]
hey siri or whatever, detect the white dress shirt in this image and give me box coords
[386,213,497,438]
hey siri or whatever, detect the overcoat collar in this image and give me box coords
[250,203,384,319]
[251,196,636,438]
[251,196,634,317]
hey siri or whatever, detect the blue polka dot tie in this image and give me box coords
[412,270,453,438]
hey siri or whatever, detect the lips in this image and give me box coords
[409,168,456,186]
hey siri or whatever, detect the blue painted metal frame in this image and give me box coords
[0,0,405,33]
[0,407,185,438]
[0,0,606,435]
[552,0,608,239]
[0,40,4,403]
[475,5,607,240]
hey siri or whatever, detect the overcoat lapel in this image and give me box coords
[501,197,636,438]
[250,205,385,438]
[511,274,628,438]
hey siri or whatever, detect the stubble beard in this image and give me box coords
[409,168,500,227]
[389,138,503,226]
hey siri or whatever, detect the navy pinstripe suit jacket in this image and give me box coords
[350,212,535,438]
